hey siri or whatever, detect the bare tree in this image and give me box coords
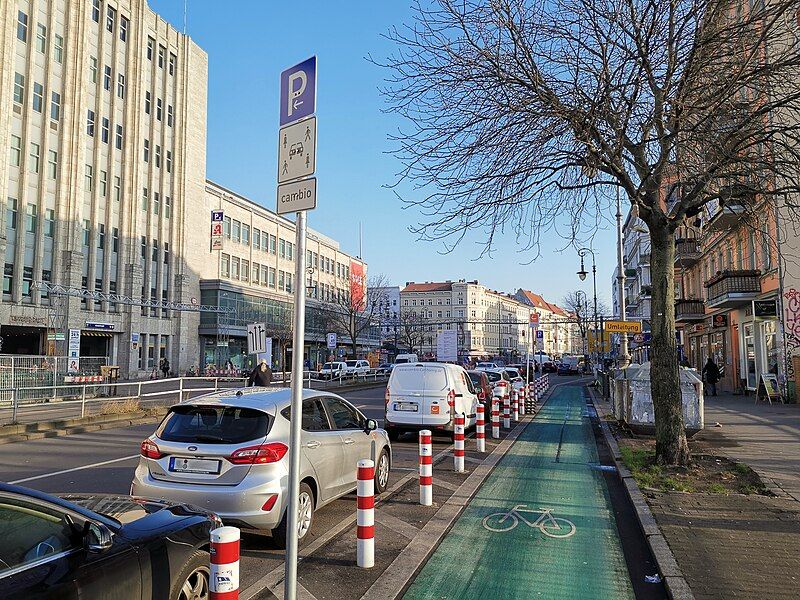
[326,274,390,357]
[397,310,428,354]
[380,0,800,465]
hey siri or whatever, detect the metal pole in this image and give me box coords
[11,388,17,422]
[617,188,630,367]
[81,385,86,418]
[178,377,184,403]
[284,210,308,600]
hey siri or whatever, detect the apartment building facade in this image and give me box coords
[514,289,576,358]
[0,0,208,377]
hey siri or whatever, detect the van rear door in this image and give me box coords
[420,365,450,427]
[386,365,427,426]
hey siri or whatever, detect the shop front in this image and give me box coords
[737,296,782,393]
[686,316,736,393]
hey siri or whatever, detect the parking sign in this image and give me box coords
[327,332,337,349]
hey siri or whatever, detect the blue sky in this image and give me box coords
[149,0,616,307]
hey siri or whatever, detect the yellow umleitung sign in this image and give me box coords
[604,320,642,334]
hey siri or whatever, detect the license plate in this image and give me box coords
[169,457,221,475]
[394,402,418,412]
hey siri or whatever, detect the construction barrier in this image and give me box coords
[454,414,465,472]
[210,526,240,600]
[476,403,485,452]
[419,429,433,506]
[492,398,500,438]
[357,459,375,568]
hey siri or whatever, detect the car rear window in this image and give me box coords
[157,405,271,444]
[392,366,448,392]
[484,371,502,383]
[467,372,482,386]
[346,361,358,367]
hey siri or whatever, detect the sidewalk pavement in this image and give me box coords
[696,393,800,501]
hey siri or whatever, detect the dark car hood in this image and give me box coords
[59,494,211,525]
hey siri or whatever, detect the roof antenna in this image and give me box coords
[183,0,188,35]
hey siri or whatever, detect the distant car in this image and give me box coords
[467,370,493,414]
[476,362,499,370]
[319,361,346,380]
[132,388,391,549]
[394,353,419,365]
[0,482,221,600]
[541,361,558,374]
[377,363,395,375]
[558,356,581,375]
[343,360,370,377]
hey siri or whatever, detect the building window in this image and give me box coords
[85,164,93,191]
[48,150,57,179]
[232,220,241,243]
[115,125,123,150]
[223,216,231,237]
[270,235,277,254]
[117,73,125,99]
[104,65,111,91]
[142,187,148,211]
[166,150,172,173]
[32,82,43,112]
[143,139,150,162]
[54,34,63,63]
[120,16,128,41]
[155,145,161,168]
[156,98,162,121]
[45,209,55,237]
[98,224,105,249]
[99,170,107,197]
[164,196,171,218]
[167,105,174,127]
[10,135,21,167]
[145,91,151,114]
[25,204,37,234]
[29,143,40,174]
[87,110,95,136]
[140,236,146,260]
[17,11,28,42]
[106,6,116,33]
[89,57,98,82]
[36,23,46,53]
[278,270,285,291]
[7,198,17,231]
[152,239,158,262]
[153,192,160,215]
[112,227,119,252]
[50,91,61,121]
[13,73,25,104]
[269,268,276,288]
[221,254,230,277]
[242,224,250,245]
[169,53,176,76]
[147,37,154,60]
[101,117,109,143]
[231,257,240,280]
[762,231,772,270]
[158,45,165,68]
[279,238,286,259]
[82,220,90,246]
[114,176,121,201]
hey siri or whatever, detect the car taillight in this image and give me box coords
[140,439,163,459]
[261,494,278,512]
[385,387,391,405]
[228,442,289,465]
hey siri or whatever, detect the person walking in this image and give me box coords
[160,358,170,379]
[248,359,273,387]
[702,356,721,397]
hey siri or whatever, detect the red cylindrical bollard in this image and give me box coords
[476,403,485,452]
[519,386,526,416]
[503,394,510,429]
[513,390,519,422]
[492,398,500,438]
[419,429,433,506]
[357,458,375,568]
[454,413,465,472]
[210,526,240,600]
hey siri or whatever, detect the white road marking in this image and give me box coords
[8,454,139,485]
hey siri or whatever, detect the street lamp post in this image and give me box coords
[575,290,588,359]
[577,247,598,365]
[616,188,631,368]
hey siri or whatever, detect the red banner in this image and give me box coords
[350,261,366,311]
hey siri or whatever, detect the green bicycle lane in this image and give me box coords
[403,382,635,600]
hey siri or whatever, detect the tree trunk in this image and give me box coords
[649,225,691,466]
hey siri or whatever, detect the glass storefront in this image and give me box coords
[744,323,757,389]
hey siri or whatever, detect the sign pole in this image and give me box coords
[284,209,308,599]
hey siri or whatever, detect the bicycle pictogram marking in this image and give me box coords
[482,505,576,538]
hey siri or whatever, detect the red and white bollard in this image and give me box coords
[210,526,240,600]
[357,459,375,568]
[519,387,526,416]
[492,398,500,438]
[419,429,433,506]
[454,414,465,472]
[513,390,519,422]
[503,394,510,428]
[476,403,486,453]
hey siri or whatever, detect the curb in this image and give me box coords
[0,412,162,445]
[588,386,696,600]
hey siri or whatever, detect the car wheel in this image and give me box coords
[170,549,210,600]
[375,448,390,494]
[272,482,315,549]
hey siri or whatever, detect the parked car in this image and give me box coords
[481,369,511,397]
[466,370,493,415]
[394,353,419,364]
[558,356,581,375]
[541,361,558,374]
[0,482,221,600]
[343,360,371,377]
[319,361,346,380]
[475,362,499,370]
[131,388,391,548]
[384,362,479,440]
[377,363,395,375]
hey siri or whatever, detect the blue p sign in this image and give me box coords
[280,57,316,126]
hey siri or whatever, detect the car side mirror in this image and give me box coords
[83,521,113,553]
[364,418,378,433]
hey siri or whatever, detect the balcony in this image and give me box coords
[705,270,761,308]
[703,198,745,233]
[675,299,706,322]
[675,238,701,267]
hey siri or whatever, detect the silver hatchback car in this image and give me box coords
[131,388,391,547]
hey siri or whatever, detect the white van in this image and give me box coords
[384,363,478,440]
[394,353,419,365]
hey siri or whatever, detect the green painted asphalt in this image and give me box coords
[403,383,635,600]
